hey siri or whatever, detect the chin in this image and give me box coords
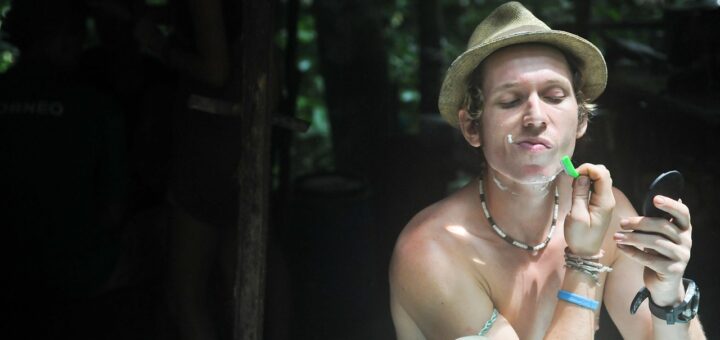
[513,165,562,184]
[517,174,559,185]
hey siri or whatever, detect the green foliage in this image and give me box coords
[0,0,9,18]
[0,0,14,73]
[0,44,15,73]
[592,0,663,22]
[289,2,335,177]
[384,0,420,130]
[0,51,12,72]
[588,0,665,52]
[145,0,168,7]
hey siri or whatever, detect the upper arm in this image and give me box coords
[603,188,653,339]
[389,227,518,339]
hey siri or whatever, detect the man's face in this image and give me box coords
[478,44,584,184]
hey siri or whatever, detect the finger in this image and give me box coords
[569,175,592,219]
[653,195,691,230]
[614,232,689,261]
[616,244,687,276]
[620,217,682,244]
[575,164,614,210]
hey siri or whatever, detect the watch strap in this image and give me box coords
[629,278,700,325]
[630,286,650,315]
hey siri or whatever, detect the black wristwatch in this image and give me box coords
[630,278,700,325]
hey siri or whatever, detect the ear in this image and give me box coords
[458,109,482,147]
[576,114,588,139]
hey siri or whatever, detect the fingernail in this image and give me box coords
[613,232,626,240]
[620,218,629,225]
[655,196,665,204]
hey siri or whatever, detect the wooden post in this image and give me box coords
[234,0,274,338]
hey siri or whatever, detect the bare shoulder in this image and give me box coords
[390,185,477,287]
[389,185,498,339]
[611,186,639,218]
[391,182,477,260]
[389,192,471,302]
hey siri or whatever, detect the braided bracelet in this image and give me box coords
[564,248,613,284]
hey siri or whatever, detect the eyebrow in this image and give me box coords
[490,82,520,93]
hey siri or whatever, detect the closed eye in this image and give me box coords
[543,86,569,104]
[499,99,521,108]
[544,96,566,104]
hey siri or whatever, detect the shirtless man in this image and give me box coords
[389,2,705,339]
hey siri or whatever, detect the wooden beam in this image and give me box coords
[234,0,275,338]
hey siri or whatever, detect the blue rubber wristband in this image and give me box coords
[557,290,599,310]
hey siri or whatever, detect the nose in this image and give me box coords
[522,93,548,129]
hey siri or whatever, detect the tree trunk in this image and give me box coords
[313,0,395,181]
[307,1,395,337]
[233,0,275,339]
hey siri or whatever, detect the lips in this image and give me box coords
[515,137,552,151]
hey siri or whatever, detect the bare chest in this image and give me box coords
[481,242,568,339]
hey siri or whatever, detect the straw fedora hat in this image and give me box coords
[438,1,607,127]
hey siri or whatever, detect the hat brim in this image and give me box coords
[439,30,607,127]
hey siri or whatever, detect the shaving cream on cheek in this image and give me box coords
[506,134,514,144]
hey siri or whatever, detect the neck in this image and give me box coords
[481,169,557,244]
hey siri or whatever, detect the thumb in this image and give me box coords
[569,175,592,218]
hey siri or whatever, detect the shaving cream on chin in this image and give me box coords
[493,133,563,187]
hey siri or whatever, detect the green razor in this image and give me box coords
[561,155,579,178]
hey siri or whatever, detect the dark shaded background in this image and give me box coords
[1,0,718,339]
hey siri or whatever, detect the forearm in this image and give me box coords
[544,270,599,339]
[650,317,705,340]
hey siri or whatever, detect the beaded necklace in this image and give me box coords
[478,180,558,255]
